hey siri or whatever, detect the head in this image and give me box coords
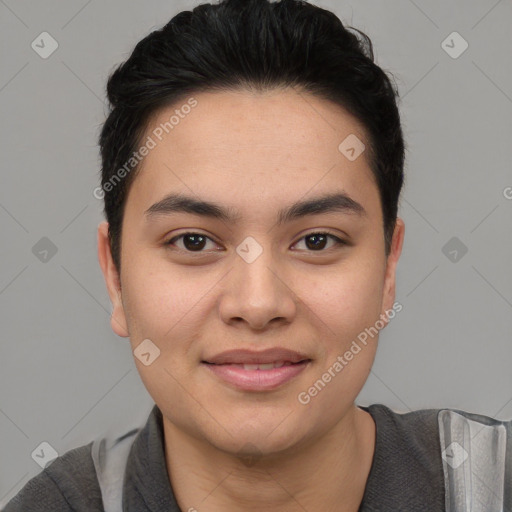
[97,0,405,457]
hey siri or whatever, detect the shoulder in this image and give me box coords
[366,402,512,444]
[3,442,103,512]
[366,403,512,459]
[364,403,445,475]
[361,403,512,511]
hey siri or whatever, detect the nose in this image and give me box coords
[218,241,297,331]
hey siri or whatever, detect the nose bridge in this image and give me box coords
[220,235,296,327]
[235,236,282,301]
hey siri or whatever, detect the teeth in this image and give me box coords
[241,360,288,370]
[243,364,262,370]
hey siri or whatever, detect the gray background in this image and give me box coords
[1,0,511,506]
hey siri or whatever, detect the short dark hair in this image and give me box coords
[98,0,405,272]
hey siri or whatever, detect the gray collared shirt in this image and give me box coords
[4,403,452,511]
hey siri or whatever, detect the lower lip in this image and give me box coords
[202,361,310,391]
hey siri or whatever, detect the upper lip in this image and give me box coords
[203,348,310,365]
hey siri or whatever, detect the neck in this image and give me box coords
[163,405,376,512]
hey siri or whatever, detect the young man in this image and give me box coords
[5,0,511,511]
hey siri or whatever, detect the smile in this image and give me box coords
[202,360,311,391]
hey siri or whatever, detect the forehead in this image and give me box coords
[126,88,379,219]
[144,88,369,161]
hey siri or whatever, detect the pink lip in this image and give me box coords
[203,347,309,365]
[202,361,310,391]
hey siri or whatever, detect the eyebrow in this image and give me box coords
[144,191,366,225]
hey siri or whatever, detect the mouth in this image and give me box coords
[201,359,312,391]
[203,347,311,365]
[202,359,310,370]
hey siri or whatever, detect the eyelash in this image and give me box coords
[164,231,346,253]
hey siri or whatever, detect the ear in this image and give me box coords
[97,221,129,337]
[381,217,405,320]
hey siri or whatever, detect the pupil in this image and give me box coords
[184,234,206,251]
[306,234,327,250]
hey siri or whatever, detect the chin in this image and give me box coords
[208,416,310,459]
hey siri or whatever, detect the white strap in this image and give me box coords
[91,428,140,512]
[438,409,509,512]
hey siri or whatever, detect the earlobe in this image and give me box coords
[97,221,129,338]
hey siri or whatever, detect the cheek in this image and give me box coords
[121,254,217,349]
[306,257,385,339]
[296,262,384,412]
[119,259,211,411]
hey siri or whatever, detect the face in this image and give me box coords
[98,87,404,457]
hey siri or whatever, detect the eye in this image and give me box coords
[164,231,346,254]
[292,231,346,252]
[165,232,220,252]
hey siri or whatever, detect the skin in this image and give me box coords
[98,87,405,512]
